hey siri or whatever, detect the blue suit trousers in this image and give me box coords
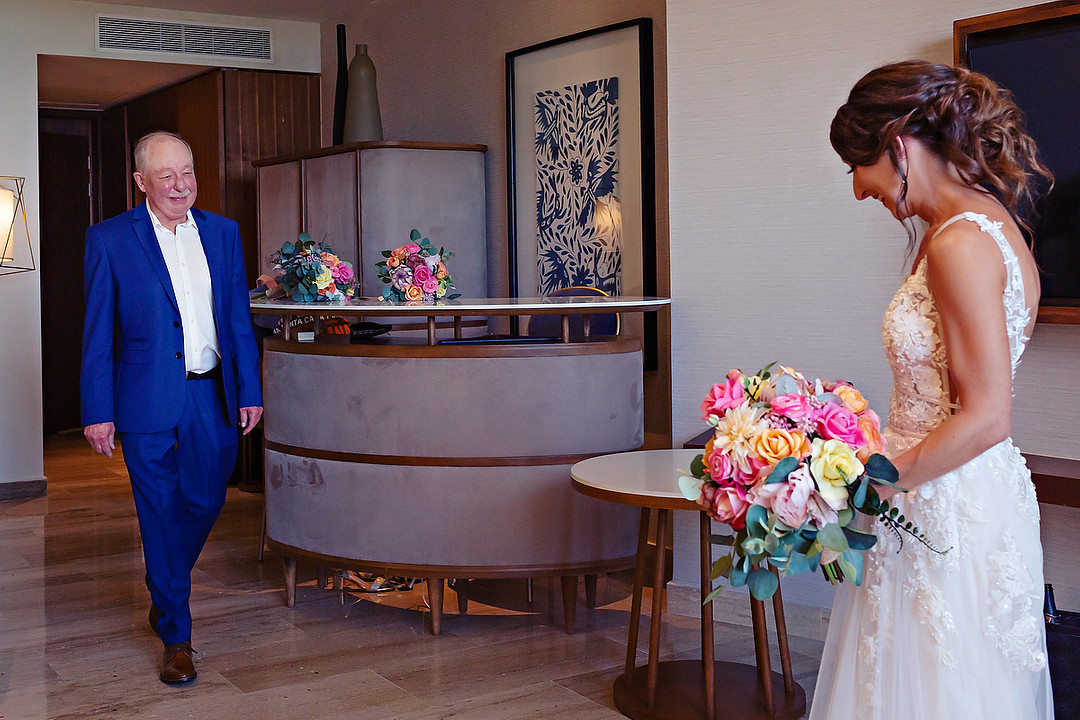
[120,375,238,646]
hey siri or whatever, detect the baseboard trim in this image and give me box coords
[0,478,47,502]
[667,581,833,642]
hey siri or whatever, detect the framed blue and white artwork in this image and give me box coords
[506,18,656,326]
[534,76,622,295]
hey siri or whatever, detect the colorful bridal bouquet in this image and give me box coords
[375,229,459,303]
[678,364,943,602]
[268,233,357,302]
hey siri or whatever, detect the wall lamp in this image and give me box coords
[0,176,35,277]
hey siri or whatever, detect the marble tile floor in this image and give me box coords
[0,432,824,719]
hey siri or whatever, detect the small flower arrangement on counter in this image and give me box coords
[267,233,357,302]
[678,363,946,602]
[375,229,459,303]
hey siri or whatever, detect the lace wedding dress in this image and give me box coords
[809,213,1054,719]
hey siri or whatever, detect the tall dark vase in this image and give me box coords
[342,43,383,143]
[332,24,348,146]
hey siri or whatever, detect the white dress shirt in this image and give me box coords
[148,205,220,374]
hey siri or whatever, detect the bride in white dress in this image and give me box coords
[810,61,1055,719]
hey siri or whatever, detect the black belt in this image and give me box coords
[186,365,221,381]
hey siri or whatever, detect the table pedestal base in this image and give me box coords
[614,660,806,720]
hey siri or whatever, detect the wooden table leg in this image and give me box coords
[624,508,651,686]
[561,576,578,632]
[428,578,444,635]
[646,509,670,709]
[283,556,296,608]
[427,316,437,345]
[750,589,775,717]
[700,512,715,720]
[454,316,462,339]
[771,565,796,695]
[561,314,570,343]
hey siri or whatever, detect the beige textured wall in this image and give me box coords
[667,0,1080,608]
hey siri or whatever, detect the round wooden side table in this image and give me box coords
[571,449,806,720]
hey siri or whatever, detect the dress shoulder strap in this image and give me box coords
[930,212,1031,370]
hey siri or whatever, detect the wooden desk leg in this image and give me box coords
[427,316,437,345]
[428,578,444,635]
[453,578,470,615]
[771,566,796,695]
[700,512,715,720]
[454,316,462,339]
[750,590,775,716]
[624,508,651,686]
[584,573,598,608]
[561,314,570,343]
[283,557,296,608]
[561,576,578,633]
[646,509,670,709]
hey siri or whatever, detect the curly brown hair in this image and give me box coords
[830,60,1053,238]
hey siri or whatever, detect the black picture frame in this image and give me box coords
[505,18,657,366]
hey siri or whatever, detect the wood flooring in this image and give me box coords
[0,432,823,719]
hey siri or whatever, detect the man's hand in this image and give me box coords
[84,422,116,459]
[239,406,263,435]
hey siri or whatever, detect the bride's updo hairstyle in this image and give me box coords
[830,60,1052,237]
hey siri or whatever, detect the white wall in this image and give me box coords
[666,0,1080,610]
[0,0,320,491]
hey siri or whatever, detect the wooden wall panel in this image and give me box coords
[125,70,225,216]
[222,69,321,284]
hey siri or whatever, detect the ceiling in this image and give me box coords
[66,0,356,23]
[39,55,214,110]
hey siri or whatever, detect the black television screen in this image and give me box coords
[963,13,1080,305]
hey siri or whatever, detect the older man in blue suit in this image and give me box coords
[81,131,263,685]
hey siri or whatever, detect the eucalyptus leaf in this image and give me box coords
[842,548,864,585]
[677,473,703,501]
[817,392,842,405]
[837,554,857,583]
[747,568,779,600]
[837,508,854,526]
[690,454,707,478]
[865,453,901,487]
[774,374,798,395]
[710,555,733,581]
[381,250,393,258]
[746,505,769,535]
[817,523,850,553]
[729,563,749,587]
[410,229,421,241]
[708,533,735,546]
[703,585,726,604]
[842,525,878,550]
[767,456,798,485]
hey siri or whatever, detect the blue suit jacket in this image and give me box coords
[81,204,262,434]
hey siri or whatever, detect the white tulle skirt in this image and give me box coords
[809,437,1054,720]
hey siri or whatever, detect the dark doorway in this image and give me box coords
[39,116,93,434]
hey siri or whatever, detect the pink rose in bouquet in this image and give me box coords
[816,403,866,446]
[700,370,746,420]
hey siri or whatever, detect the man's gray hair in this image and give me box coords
[133,131,193,174]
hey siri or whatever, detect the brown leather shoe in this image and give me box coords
[160,642,196,685]
[148,605,161,637]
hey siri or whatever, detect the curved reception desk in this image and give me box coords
[257,296,668,633]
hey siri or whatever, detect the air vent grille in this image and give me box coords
[97,16,272,61]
